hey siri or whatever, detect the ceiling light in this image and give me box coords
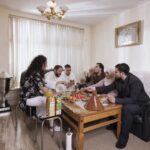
[37,0,69,20]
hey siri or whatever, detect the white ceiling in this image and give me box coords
[0,0,149,25]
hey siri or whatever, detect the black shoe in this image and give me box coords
[106,124,117,130]
[115,140,127,149]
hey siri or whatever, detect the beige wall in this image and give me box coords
[91,1,150,72]
[0,7,9,72]
[0,6,92,73]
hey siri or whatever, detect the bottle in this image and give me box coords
[46,96,55,117]
[55,97,62,115]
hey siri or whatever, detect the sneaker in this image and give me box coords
[54,125,61,132]
[32,116,37,120]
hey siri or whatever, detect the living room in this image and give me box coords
[0,0,150,150]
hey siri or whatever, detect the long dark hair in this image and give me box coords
[96,63,104,73]
[25,55,47,77]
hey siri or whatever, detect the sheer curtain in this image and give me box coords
[9,16,84,86]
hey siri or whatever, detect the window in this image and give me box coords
[9,16,84,86]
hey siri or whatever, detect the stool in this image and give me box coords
[15,103,62,150]
[36,115,62,150]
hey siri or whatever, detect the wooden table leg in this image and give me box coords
[76,132,84,150]
[117,109,122,139]
[76,118,84,150]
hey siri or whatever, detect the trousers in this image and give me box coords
[26,96,46,116]
[119,104,141,144]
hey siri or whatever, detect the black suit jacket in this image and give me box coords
[96,73,150,106]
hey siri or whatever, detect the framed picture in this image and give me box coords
[115,21,142,48]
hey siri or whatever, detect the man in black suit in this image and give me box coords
[87,63,150,149]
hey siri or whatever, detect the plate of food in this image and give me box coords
[62,91,89,103]
[97,94,109,106]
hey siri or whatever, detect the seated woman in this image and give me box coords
[78,63,105,89]
[86,63,105,86]
[20,55,48,117]
[88,68,117,97]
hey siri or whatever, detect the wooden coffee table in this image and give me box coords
[62,100,122,150]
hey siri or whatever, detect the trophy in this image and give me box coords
[0,72,13,114]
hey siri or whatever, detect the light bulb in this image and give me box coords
[45,7,51,12]
[47,0,57,8]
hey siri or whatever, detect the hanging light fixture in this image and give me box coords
[37,0,69,20]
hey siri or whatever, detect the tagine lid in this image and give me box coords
[0,72,13,78]
[85,91,104,111]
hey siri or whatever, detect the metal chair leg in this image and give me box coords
[15,105,19,130]
[57,117,62,149]
[53,119,55,137]
[29,107,32,118]
[34,118,38,142]
[49,119,55,137]
[40,116,62,150]
[41,120,45,150]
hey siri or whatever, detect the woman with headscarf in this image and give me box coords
[88,68,117,97]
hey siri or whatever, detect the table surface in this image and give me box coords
[62,100,122,117]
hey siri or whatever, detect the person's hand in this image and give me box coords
[79,87,87,92]
[70,80,75,86]
[107,94,116,104]
[89,68,94,75]
[66,82,72,88]
[86,87,96,92]
[57,81,67,86]
[66,80,74,88]
[63,81,68,86]
[41,86,49,93]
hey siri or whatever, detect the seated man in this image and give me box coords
[60,64,76,91]
[45,65,67,91]
[87,63,150,149]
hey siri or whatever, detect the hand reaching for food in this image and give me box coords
[85,87,96,92]
[107,94,116,104]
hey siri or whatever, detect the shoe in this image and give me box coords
[115,140,127,149]
[32,116,37,120]
[106,124,117,130]
[54,125,61,132]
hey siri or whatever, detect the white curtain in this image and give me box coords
[9,16,84,86]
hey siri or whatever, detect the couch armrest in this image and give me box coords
[142,101,150,121]
[134,101,150,123]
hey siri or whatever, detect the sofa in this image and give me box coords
[131,71,150,142]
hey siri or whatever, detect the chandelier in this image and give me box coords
[37,0,69,20]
